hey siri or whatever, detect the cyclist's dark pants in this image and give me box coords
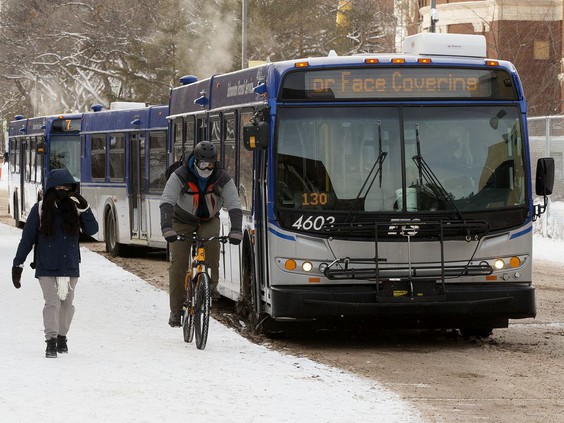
[168,218,220,314]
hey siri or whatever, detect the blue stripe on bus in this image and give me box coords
[268,227,296,241]
[510,225,532,239]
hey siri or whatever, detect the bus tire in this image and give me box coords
[105,208,121,257]
[237,240,260,328]
[460,327,493,339]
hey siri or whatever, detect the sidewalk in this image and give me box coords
[0,195,420,423]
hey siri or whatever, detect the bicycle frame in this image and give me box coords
[178,233,228,349]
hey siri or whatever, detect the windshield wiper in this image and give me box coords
[344,120,388,223]
[412,124,466,223]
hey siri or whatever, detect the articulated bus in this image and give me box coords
[7,113,82,227]
[79,105,168,255]
[169,32,554,335]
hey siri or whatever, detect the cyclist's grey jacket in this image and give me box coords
[160,156,242,234]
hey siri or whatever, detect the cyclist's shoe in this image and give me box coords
[57,335,68,353]
[211,286,220,300]
[168,312,181,327]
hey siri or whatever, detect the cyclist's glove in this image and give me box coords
[163,228,178,243]
[228,230,243,245]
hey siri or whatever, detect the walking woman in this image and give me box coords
[11,168,98,358]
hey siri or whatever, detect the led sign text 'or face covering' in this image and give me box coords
[282,68,515,100]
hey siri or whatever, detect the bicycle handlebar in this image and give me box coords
[176,233,230,244]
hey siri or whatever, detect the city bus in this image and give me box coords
[170,33,553,335]
[79,105,168,256]
[7,113,82,227]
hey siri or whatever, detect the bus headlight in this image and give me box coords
[302,261,313,272]
[494,259,505,270]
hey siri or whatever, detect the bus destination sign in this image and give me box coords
[281,68,516,100]
[51,118,81,133]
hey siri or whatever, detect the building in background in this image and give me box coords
[407,1,562,116]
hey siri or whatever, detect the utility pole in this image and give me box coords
[241,0,248,69]
[430,0,438,33]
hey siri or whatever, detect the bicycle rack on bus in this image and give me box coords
[322,219,492,301]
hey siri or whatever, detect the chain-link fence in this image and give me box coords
[528,116,564,239]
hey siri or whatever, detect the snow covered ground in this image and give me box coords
[0,165,422,422]
[1,161,561,423]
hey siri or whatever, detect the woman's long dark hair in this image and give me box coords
[39,189,80,237]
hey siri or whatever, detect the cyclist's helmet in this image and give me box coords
[194,141,217,162]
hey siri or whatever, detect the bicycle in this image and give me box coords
[177,233,229,350]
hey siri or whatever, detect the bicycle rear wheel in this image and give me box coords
[182,284,195,343]
[194,272,211,350]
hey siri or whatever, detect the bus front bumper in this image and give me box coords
[269,283,535,326]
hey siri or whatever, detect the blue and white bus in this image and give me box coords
[170,33,554,334]
[7,113,82,227]
[79,105,168,255]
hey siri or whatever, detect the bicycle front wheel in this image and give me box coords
[194,272,211,350]
[182,282,195,343]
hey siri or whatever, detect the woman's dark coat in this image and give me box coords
[13,169,99,278]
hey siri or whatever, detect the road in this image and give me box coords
[2,184,563,422]
[81,240,564,423]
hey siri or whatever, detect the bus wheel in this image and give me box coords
[237,250,260,328]
[460,327,493,338]
[105,208,120,257]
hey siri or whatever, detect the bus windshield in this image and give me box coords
[275,105,526,214]
[49,135,81,181]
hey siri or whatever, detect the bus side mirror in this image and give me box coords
[243,121,269,151]
[534,157,554,219]
[535,157,554,196]
[36,142,45,154]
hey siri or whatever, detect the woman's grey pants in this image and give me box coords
[38,276,78,340]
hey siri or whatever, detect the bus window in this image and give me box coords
[185,117,195,155]
[49,135,81,180]
[196,116,207,142]
[149,131,167,191]
[239,111,254,211]
[91,135,106,180]
[210,115,221,143]
[24,138,31,182]
[224,114,237,179]
[109,134,125,181]
[276,107,401,212]
[37,136,45,184]
[173,118,183,161]
[30,137,37,182]
[209,114,222,166]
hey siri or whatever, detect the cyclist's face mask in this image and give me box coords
[195,160,215,179]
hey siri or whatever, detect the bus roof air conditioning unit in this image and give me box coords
[403,33,486,58]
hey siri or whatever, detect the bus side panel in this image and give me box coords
[218,208,243,301]
[145,195,167,248]
[80,185,129,243]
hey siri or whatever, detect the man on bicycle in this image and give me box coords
[160,141,243,327]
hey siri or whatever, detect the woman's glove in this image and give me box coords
[69,193,89,211]
[12,266,23,289]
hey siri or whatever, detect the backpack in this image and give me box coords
[165,155,184,181]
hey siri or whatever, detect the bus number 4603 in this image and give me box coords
[292,215,336,231]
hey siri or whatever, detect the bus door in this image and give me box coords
[256,148,269,296]
[19,139,28,218]
[129,132,148,241]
